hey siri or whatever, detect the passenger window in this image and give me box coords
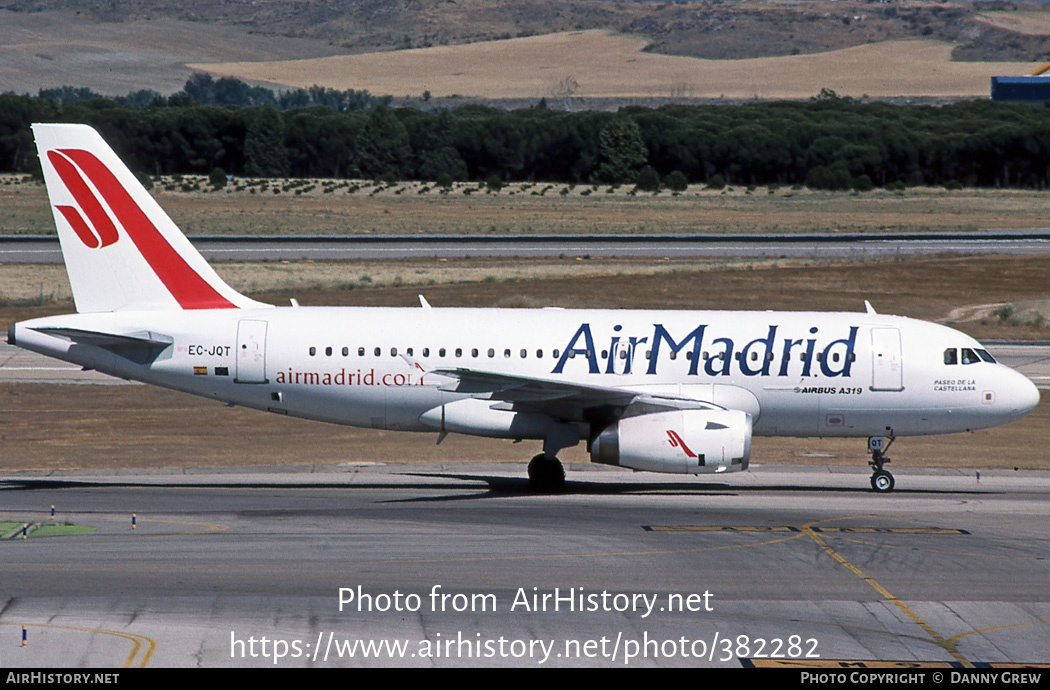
[390,347,397,357]
[472,348,479,358]
[342,347,349,357]
[358,347,365,356]
[553,350,560,359]
[455,348,462,357]
[750,352,758,362]
[439,348,446,357]
[325,346,333,356]
[504,349,511,358]
[961,347,979,365]
[487,348,494,358]
[536,349,543,358]
[374,347,381,357]
[944,348,957,365]
[423,348,430,357]
[521,349,527,358]
[407,348,413,356]
[309,347,316,356]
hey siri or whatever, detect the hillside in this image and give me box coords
[3,0,1050,99]
[6,0,1050,61]
[192,31,1037,101]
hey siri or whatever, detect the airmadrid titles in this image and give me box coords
[267,322,861,387]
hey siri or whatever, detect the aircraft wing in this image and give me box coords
[428,366,721,423]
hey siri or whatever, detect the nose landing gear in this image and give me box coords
[868,434,895,493]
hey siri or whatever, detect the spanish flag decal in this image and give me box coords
[193,366,208,376]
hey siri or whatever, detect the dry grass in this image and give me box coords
[0,382,1044,473]
[193,31,1038,100]
[7,175,1050,237]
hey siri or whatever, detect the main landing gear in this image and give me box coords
[528,453,565,492]
[868,434,895,493]
[527,423,576,492]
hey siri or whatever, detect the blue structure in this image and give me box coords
[991,76,1050,102]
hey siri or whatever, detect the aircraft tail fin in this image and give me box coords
[32,123,267,313]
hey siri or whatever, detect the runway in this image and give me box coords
[3,232,1050,263]
[1,464,1048,667]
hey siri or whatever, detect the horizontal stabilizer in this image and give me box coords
[32,327,173,364]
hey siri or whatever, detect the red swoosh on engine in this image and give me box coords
[666,430,697,458]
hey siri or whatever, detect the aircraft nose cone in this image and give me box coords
[1019,375,1041,415]
[1008,369,1041,418]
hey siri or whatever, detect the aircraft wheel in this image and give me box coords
[528,454,565,492]
[870,470,895,493]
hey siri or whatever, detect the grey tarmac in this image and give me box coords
[2,232,1050,263]
[1,464,1048,667]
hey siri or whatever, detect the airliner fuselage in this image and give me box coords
[12,306,1036,440]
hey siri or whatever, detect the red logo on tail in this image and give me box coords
[666,430,697,458]
[49,150,119,249]
[47,148,236,310]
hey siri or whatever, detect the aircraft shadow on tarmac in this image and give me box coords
[0,475,995,504]
[394,473,995,503]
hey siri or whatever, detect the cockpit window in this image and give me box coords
[946,346,995,365]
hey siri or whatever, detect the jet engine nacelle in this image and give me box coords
[591,409,751,474]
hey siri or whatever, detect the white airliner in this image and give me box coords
[8,124,1041,492]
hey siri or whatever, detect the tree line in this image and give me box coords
[1,83,1048,190]
[34,75,393,113]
